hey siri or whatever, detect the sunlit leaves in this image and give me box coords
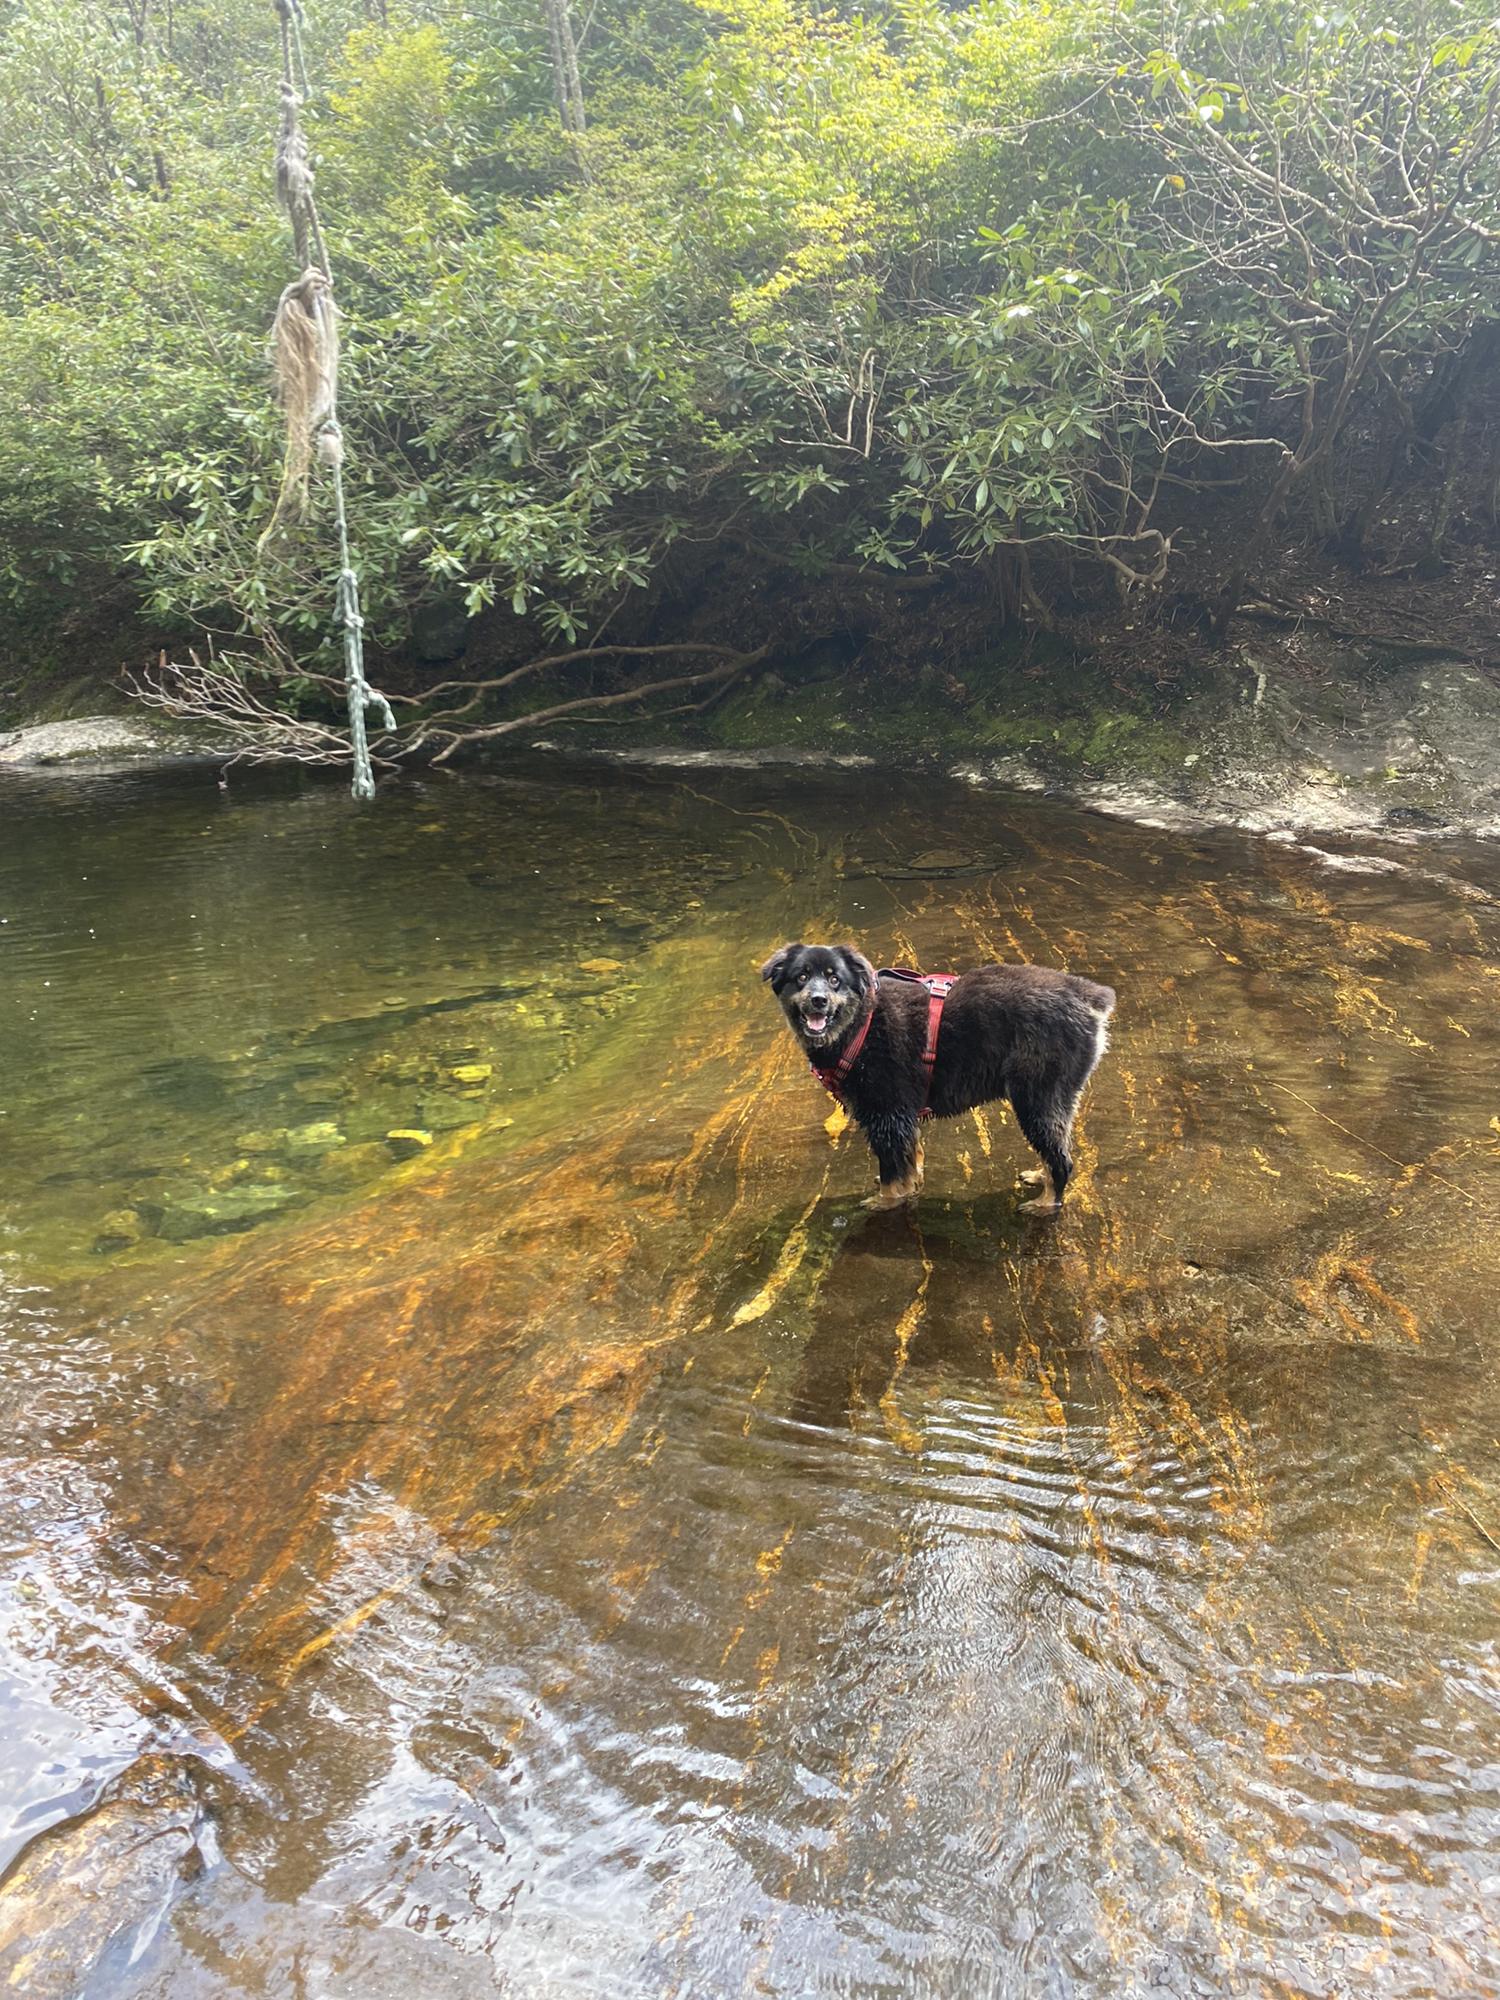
[0,0,1495,674]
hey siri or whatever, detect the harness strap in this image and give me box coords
[809,967,955,1114]
[918,975,956,1115]
[810,1007,874,1100]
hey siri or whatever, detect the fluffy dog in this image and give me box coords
[761,943,1115,1212]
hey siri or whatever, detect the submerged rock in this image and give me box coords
[289,1074,348,1108]
[364,1051,424,1084]
[903,848,981,874]
[279,1120,347,1163]
[342,1096,422,1146]
[450,1063,493,1087]
[92,1208,143,1255]
[0,1753,209,1999]
[233,1129,282,1155]
[311,1141,397,1190]
[418,1091,484,1134]
[577,744,875,770]
[146,1183,306,1243]
[385,1128,434,1159]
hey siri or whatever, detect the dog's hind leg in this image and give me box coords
[1011,996,1112,1212]
[1008,1078,1077,1215]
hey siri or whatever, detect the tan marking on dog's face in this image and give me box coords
[765,945,871,1051]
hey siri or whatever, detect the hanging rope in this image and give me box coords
[263,0,391,801]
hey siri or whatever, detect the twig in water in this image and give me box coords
[1434,1473,1500,1555]
[1261,1079,1487,1212]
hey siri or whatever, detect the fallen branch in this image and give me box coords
[130,649,397,773]
[420,646,769,763]
[403,640,766,709]
[1237,598,1492,664]
[128,635,774,777]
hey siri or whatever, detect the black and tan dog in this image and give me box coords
[762,944,1115,1213]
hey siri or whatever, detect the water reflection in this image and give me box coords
[0,758,1497,1997]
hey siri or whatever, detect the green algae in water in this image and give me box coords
[0,766,731,1277]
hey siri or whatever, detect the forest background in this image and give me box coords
[1,0,1497,763]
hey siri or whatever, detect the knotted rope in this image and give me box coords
[262,0,390,800]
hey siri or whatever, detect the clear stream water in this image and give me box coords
[0,757,1496,1999]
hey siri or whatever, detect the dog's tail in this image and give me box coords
[1068,975,1115,1062]
[1068,975,1116,1017]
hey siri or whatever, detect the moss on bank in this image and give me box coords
[668,639,1199,787]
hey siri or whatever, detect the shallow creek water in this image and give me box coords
[0,757,1497,1999]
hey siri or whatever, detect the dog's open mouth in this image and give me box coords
[802,1010,830,1037]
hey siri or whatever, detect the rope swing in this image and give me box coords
[262,0,393,800]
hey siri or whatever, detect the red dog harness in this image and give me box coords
[810,967,956,1118]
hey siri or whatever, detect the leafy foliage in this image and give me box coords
[0,0,1495,705]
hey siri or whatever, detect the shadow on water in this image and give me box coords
[0,756,1497,1997]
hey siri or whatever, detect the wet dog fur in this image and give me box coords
[761,944,1115,1213]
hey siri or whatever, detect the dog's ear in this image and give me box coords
[760,943,802,990]
[838,947,878,998]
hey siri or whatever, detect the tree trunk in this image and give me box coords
[542,0,587,161]
[1211,447,1300,638]
[1333,372,1418,568]
[1015,547,1055,631]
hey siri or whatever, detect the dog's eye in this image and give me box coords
[827,973,839,987]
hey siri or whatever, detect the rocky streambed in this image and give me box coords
[1,735,1497,2000]
[0,752,1496,2000]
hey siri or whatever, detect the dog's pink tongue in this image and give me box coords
[806,1012,829,1035]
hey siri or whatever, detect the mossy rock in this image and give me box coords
[93,1208,143,1255]
[418,1092,485,1134]
[278,1120,347,1163]
[310,1142,398,1191]
[450,1063,493,1087]
[147,1183,307,1244]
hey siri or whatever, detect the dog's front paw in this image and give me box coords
[865,1179,919,1210]
[1017,1168,1046,1187]
[1019,1193,1061,1217]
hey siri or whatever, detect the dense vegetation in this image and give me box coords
[2,0,1497,755]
